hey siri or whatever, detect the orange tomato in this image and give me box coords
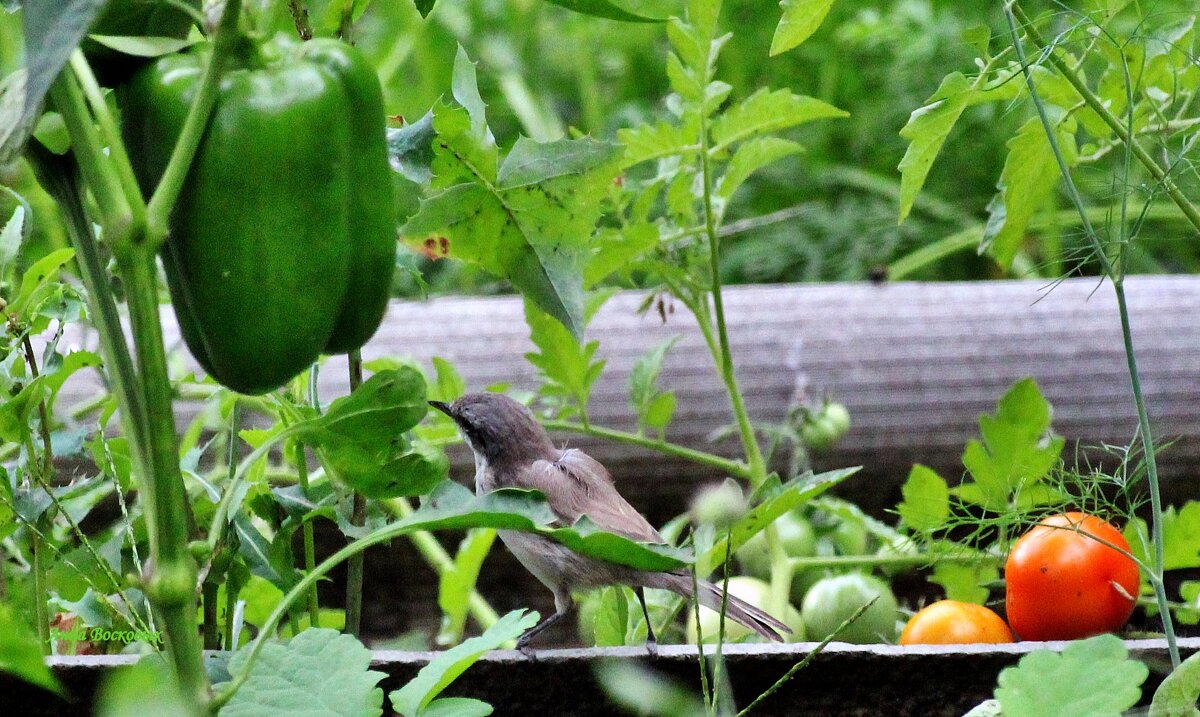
[899,600,1013,645]
[1005,512,1139,641]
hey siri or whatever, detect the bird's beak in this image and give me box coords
[428,400,452,417]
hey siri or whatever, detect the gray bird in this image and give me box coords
[430,392,789,652]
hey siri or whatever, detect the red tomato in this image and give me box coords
[899,600,1013,645]
[1005,512,1139,641]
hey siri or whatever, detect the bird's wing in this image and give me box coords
[514,449,664,544]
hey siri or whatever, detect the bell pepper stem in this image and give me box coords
[144,0,244,251]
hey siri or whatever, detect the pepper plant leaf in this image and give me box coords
[390,609,537,717]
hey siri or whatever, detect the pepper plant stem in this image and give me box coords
[144,0,244,252]
[294,441,321,628]
[345,349,366,637]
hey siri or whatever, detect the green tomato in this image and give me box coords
[799,402,851,452]
[823,402,851,437]
[801,573,898,644]
[831,519,869,556]
[735,512,817,579]
[686,576,806,644]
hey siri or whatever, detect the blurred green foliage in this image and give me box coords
[2,0,1196,296]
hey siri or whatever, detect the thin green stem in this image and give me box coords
[120,247,209,710]
[1006,2,1179,668]
[45,72,133,246]
[696,86,766,487]
[690,565,713,715]
[144,0,244,252]
[736,600,875,717]
[542,420,750,479]
[345,349,366,638]
[383,498,501,632]
[1010,2,1200,236]
[294,442,320,628]
[31,518,50,654]
[68,51,147,229]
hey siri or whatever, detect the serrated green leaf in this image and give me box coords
[982,117,1076,267]
[619,117,700,168]
[438,528,497,644]
[219,629,385,717]
[770,0,836,55]
[897,73,975,224]
[717,136,802,201]
[897,464,950,532]
[0,604,64,696]
[524,297,605,411]
[405,481,691,571]
[995,635,1148,717]
[643,392,677,432]
[406,110,618,339]
[11,246,75,318]
[930,561,997,604]
[430,357,466,402]
[388,111,436,185]
[629,336,678,431]
[1149,649,1200,717]
[498,136,620,188]
[390,610,538,716]
[959,378,1064,511]
[711,88,846,152]
[584,224,660,288]
[962,24,991,55]
[1161,503,1200,570]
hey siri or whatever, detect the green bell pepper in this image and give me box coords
[121,36,396,394]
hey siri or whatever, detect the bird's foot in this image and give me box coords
[644,638,659,659]
[517,638,538,660]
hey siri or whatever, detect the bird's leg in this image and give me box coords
[635,586,658,657]
[516,590,574,657]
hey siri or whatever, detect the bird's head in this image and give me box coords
[429,392,554,464]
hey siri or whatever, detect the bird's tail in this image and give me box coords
[649,572,789,642]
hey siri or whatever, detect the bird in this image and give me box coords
[429,391,790,652]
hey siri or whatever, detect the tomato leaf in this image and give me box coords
[956,378,1064,511]
[994,634,1148,717]
[930,561,997,605]
[897,464,950,532]
[897,72,975,224]
[770,0,836,56]
[981,116,1076,268]
[629,336,679,434]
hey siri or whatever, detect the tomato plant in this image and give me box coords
[899,600,1012,645]
[1005,512,1139,642]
